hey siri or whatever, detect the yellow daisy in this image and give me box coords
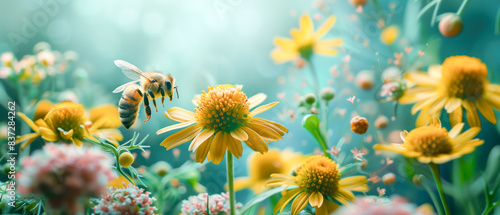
[400,56,500,127]
[234,149,305,194]
[271,15,342,63]
[373,117,483,164]
[17,102,123,149]
[157,84,288,164]
[266,155,369,215]
[17,102,92,149]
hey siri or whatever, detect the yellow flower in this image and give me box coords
[157,84,288,164]
[266,155,369,215]
[17,102,91,149]
[400,56,500,127]
[374,117,483,164]
[380,25,399,45]
[271,15,342,63]
[233,149,305,194]
[107,175,132,188]
[17,102,123,149]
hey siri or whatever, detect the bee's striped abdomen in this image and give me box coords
[119,85,143,129]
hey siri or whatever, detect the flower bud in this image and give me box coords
[151,161,172,177]
[304,93,316,105]
[119,152,134,168]
[380,25,399,45]
[355,70,375,90]
[382,173,396,185]
[375,115,389,129]
[439,13,463,37]
[351,116,369,134]
[309,107,319,114]
[413,174,423,185]
[320,87,335,101]
[349,0,367,6]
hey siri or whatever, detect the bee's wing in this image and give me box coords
[113,80,139,93]
[114,60,153,82]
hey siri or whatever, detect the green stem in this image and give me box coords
[227,153,236,215]
[307,61,320,97]
[429,163,451,215]
[456,0,469,16]
[420,176,445,215]
[431,0,442,26]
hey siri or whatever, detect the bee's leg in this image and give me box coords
[160,88,165,107]
[143,96,152,123]
[147,89,158,112]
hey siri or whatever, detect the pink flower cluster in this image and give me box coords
[93,183,157,215]
[181,192,242,215]
[18,144,116,213]
[333,196,435,215]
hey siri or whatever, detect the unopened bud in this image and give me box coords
[118,152,134,168]
[382,173,396,185]
[439,13,463,37]
[351,116,369,134]
[320,87,335,101]
[304,93,316,105]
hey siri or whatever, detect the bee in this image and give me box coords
[113,60,178,129]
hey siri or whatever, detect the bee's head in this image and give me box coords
[162,75,176,101]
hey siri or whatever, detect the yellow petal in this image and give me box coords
[247,121,283,141]
[17,112,39,132]
[339,176,369,190]
[250,102,279,117]
[39,127,59,142]
[316,38,342,47]
[337,188,355,201]
[373,144,406,155]
[157,121,195,135]
[448,123,464,139]
[164,107,196,122]
[416,109,433,127]
[476,99,496,124]
[248,93,267,109]
[315,16,336,39]
[251,117,288,135]
[195,137,212,163]
[188,129,214,151]
[242,127,268,153]
[411,97,437,114]
[58,128,74,140]
[160,124,202,150]
[300,15,313,38]
[233,178,251,191]
[449,107,463,127]
[429,117,441,128]
[453,127,481,144]
[274,188,303,214]
[308,191,324,207]
[315,200,339,215]
[444,98,462,113]
[291,192,311,215]
[72,138,83,147]
[313,46,338,56]
[428,98,447,114]
[399,91,437,104]
[463,100,481,127]
[226,134,243,158]
[403,72,439,87]
[18,133,41,150]
[274,38,295,50]
[230,127,248,141]
[271,49,300,64]
[210,132,227,165]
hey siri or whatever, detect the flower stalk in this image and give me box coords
[227,152,236,215]
[429,163,451,215]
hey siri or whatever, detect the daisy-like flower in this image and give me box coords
[157,85,288,164]
[373,117,483,164]
[233,149,305,194]
[400,56,500,127]
[266,155,369,215]
[271,15,342,63]
[17,102,123,149]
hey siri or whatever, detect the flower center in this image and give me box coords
[297,40,314,60]
[438,56,488,99]
[47,102,86,141]
[195,85,250,132]
[250,151,285,181]
[296,155,340,196]
[404,126,453,156]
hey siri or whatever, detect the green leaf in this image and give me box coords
[302,115,328,154]
[239,186,295,214]
[484,146,500,188]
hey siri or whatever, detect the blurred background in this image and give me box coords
[1,0,500,213]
